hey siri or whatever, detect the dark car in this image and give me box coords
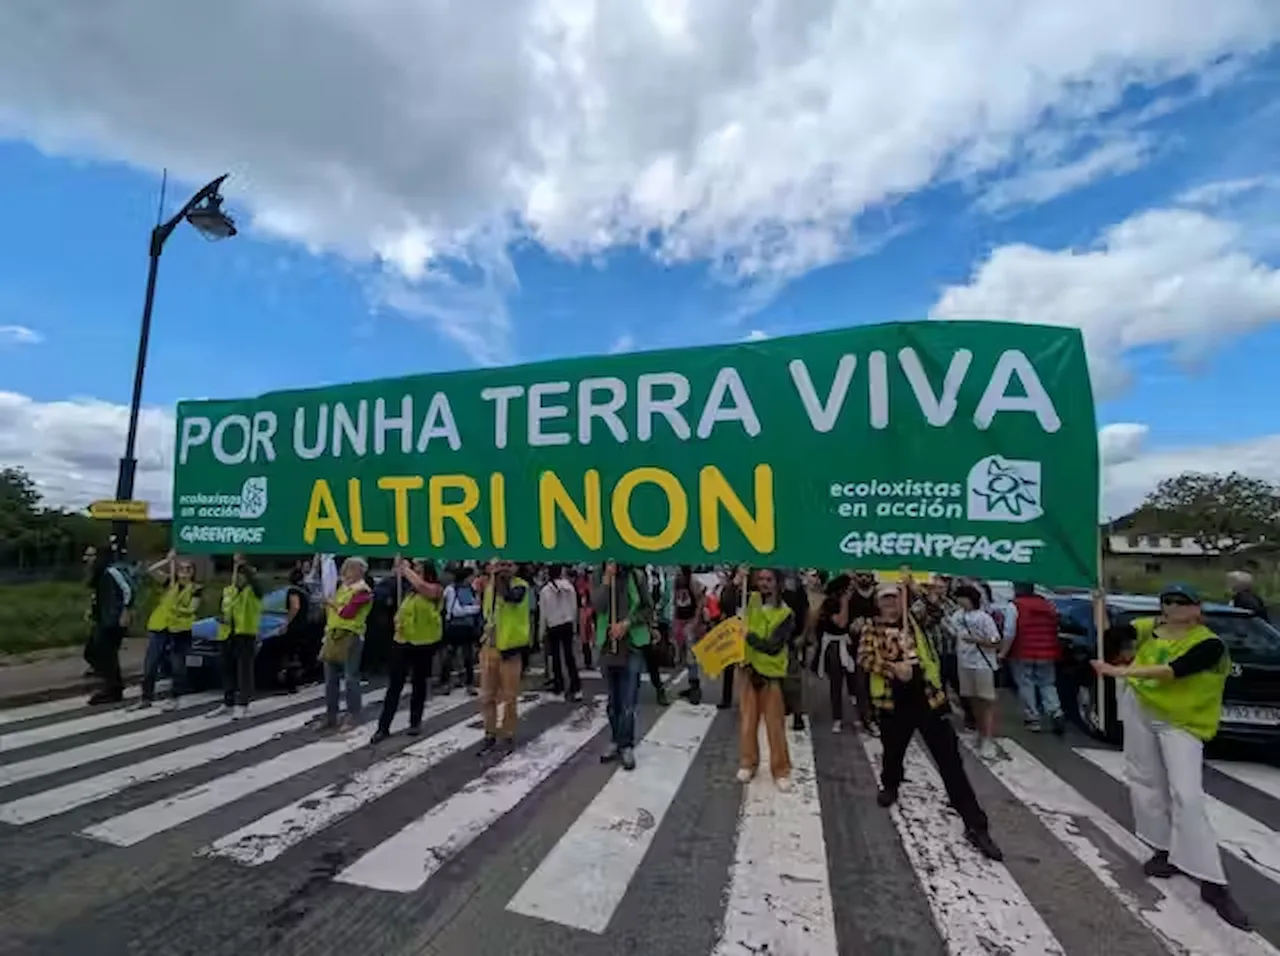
[186,586,322,690]
[1051,593,1280,748]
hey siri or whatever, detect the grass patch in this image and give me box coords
[0,574,288,656]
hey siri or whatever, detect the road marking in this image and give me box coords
[0,689,379,825]
[202,694,550,866]
[1078,748,1280,890]
[335,696,608,893]
[507,701,718,932]
[712,724,838,956]
[1,691,223,753]
[79,689,465,845]
[1209,760,1280,803]
[974,738,1278,956]
[0,685,327,790]
[0,682,171,727]
[861,735,1067,956]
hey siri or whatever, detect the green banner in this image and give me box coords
[171,320,1099,586]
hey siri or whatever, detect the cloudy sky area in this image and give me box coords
[1,0,1279,518]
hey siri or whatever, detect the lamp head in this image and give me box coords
[185,193,237,241]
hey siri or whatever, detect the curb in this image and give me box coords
[0,671,144,710]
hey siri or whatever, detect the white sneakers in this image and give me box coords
[208,705,234,719]
[161,697,180,712]
[774,776,793,793]
[831,720,843,734]
[735,768,754,783]
[233,705,249,721]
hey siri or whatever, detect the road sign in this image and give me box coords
[88,499,150,522]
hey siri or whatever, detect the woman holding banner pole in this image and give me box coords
[593,560,650,771]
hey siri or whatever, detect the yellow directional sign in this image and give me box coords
[88,499,150,522]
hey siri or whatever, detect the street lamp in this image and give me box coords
[113,174,236,552]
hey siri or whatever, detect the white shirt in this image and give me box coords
[949,608,1002,671]
[539,579,578,634]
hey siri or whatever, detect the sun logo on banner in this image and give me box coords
[966,455,1043,523]
[238,476,269,520]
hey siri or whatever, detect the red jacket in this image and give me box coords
[1010,595,1061,662]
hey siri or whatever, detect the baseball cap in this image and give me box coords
[1158,582,1201,604]
[875,582,901,599]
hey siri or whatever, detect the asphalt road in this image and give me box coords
[1,664,1277,956]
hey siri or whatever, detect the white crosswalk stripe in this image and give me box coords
[0,681,172,727]
[1,690,224,753]
[200,694,551,866]
[0,677,1277,956]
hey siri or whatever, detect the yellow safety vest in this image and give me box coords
[148,581,197,632]
[1128,617,1229,741]
[326,582,373,636]
[484,576,531,652]
[218,583,263,641]
[396,592,443,646]
[867,617,945,710]
[743,592,792,680]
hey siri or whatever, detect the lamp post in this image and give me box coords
[113,174,237,552]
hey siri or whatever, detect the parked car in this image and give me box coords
[186,586,322,691]
[1051,593,1280,748]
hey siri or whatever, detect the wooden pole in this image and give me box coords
[1092,529,1108,733]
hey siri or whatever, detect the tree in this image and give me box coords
[1140,471,1280,555]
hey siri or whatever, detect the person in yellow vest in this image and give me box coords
[319,556,374,731]
[136,550,201,711]
[592,560,654,770]
[1091,583,1250,930]
[735,568,795,791]
[857,577,1003,861]
[213,553,264,720]
[478,559,531,755]
[372,558,445,744]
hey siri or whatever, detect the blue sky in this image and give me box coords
[0,4,1277,516]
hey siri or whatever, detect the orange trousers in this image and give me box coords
[479,646,523,739]
[737,668,791,780]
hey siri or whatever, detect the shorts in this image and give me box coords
[957,666,997,701]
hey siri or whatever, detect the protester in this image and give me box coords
[478,560,531,755]
[136,550,200,710]
[312,557,371,729]
[1006,581,1065,734]
[817,574,858,733]
[949,584,1003,758]
[858,579,1003,860]
[372,558,444,743]
[278,567,316,692]
[717,565,747,710]
[1227,570,1269,621]
[84,540,136,705]
[672,565,706,705]
[780,572,810,731]
[736,568,794,791]
[213,553,263,720]
[909,575,969,728]
[440,565,484,695]
[576,568,596,669]
[593,560,652,770]
[1092,583,1249,930]
[539,564,582,700]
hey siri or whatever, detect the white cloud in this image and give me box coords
[976,136,1154,213]
[742,329,770,342]
[0,324,42,345]
[608,333,636,354]
[1101,422,1280,517]
[930,205,1280,396]
[0,391,174,514]
[0,0,1275,299]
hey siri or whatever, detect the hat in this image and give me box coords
[1159,582,1201,603]
[875,582,901,599]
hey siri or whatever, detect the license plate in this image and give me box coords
[185,655,203,668]
[1221,705,1280,726]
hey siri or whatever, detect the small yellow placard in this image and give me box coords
[692,616,746,679]
[88,499,150,522]
[870,569,934,585]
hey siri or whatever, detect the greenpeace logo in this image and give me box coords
[839,530,1045,564]
[179,525,266,545]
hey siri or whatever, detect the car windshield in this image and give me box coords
[1115,610,1280,665]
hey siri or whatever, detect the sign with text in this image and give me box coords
[88,499,150,522]
[692,617,747,679]
[170,320,1099,585]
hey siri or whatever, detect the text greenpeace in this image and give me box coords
[170,321,1100,586]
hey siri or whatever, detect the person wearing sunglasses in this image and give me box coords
[1091,583,1249,930]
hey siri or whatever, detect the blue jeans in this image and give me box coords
[605,651,644,749]
[142,630,191,701]
[325,636,364,723]
[1008,659,1063,721]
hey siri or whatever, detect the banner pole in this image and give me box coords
[1092,529,1108,735]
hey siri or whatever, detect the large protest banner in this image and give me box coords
[171,320,1099,586]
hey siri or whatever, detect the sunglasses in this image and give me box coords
[1161,596,1195,607]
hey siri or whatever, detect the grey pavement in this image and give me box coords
[0,639,149,707]
[0,664,1276,956]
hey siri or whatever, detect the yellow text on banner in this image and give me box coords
[692,617,746,679]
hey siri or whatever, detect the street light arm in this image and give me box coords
[150,174,231,256]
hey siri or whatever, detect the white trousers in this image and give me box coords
[1121,687,1226,884]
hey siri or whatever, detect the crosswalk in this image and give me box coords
[0,669,1278,956]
